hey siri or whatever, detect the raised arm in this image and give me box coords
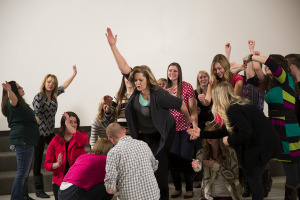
[62,65,77,89]
[230,62,244,74]
[233,80,243,96]
[225,43,231,61]
[2,81,18,106]
[106,28,131,74]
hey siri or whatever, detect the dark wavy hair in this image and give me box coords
[260,54,289,92]
[1,81,29,117]
[58,111,81,141]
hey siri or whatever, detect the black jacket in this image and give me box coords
[201,103,282,167]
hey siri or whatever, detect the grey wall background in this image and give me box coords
[1,0,300,130]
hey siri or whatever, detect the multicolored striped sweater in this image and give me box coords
[265,57,300,162]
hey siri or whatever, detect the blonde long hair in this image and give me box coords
[89,138,113,155]
[211,82,249,132]
[210,54,233,88]
[196,70,210,94]
[40,74,59,102]
[96,96,108,123]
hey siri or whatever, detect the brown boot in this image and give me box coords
[285,184,297,200]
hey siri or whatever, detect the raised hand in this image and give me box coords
[191,159,200,169]
[248,40,255,53]
[2,81,11,91]
[225,43,231,54]
[104,95,113,107]
[105,28,117,46]
[63,112,70,127]
[73,65,77,76]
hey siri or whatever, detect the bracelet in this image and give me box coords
[249,54,253,61]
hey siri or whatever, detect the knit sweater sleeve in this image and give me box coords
[265,57,288,85]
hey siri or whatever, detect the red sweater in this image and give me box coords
[44,130,88,186]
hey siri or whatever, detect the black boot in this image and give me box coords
[285,184,297,200]
[34,175,50,198]
[297,184,300,200]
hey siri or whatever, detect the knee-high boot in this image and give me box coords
[285,184,297,200]
[34,175,50,198]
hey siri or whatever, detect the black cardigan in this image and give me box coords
[201,103,282,167]
[125,87,182,155]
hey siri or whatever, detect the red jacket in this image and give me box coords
[44,130,88,186]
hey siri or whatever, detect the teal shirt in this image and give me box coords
[6,100,39,146]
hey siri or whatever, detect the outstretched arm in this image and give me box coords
[225,43,231,61]
[106,28,131,74]
[62,65,77,89]
[2,81,18,106]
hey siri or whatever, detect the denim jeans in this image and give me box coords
[11,144,34,200]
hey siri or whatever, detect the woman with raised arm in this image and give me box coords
[32,66,77,198]
[188,82,282,200]
[165,62,198,199]
[202,43,243,106]
[44,112,88,200]
[105,27,192,200]
[1,81,39,200]
[244,53,300,200]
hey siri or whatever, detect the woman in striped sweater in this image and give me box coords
[244,54,300,200]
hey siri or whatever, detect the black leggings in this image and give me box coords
[242,163,266,200]
[139,123,176,200]
[33,134,55,175]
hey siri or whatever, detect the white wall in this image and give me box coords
[1,0,300,130]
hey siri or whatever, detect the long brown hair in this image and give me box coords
[210,54,233,88]
[166,62,183,98]
[1,81,29,117]
[96,96,111,123]
[128,65,159,90]
[40,74,59,102]
[202,121,230,166]
[115,77,127,117]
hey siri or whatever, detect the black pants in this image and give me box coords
[169,154,194,191]
[58,183,113,200]
[33,133,55,176]
[242,162,266,200]
[139,123,176,200]
[282,160,300,187]
[53,183,60,200]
